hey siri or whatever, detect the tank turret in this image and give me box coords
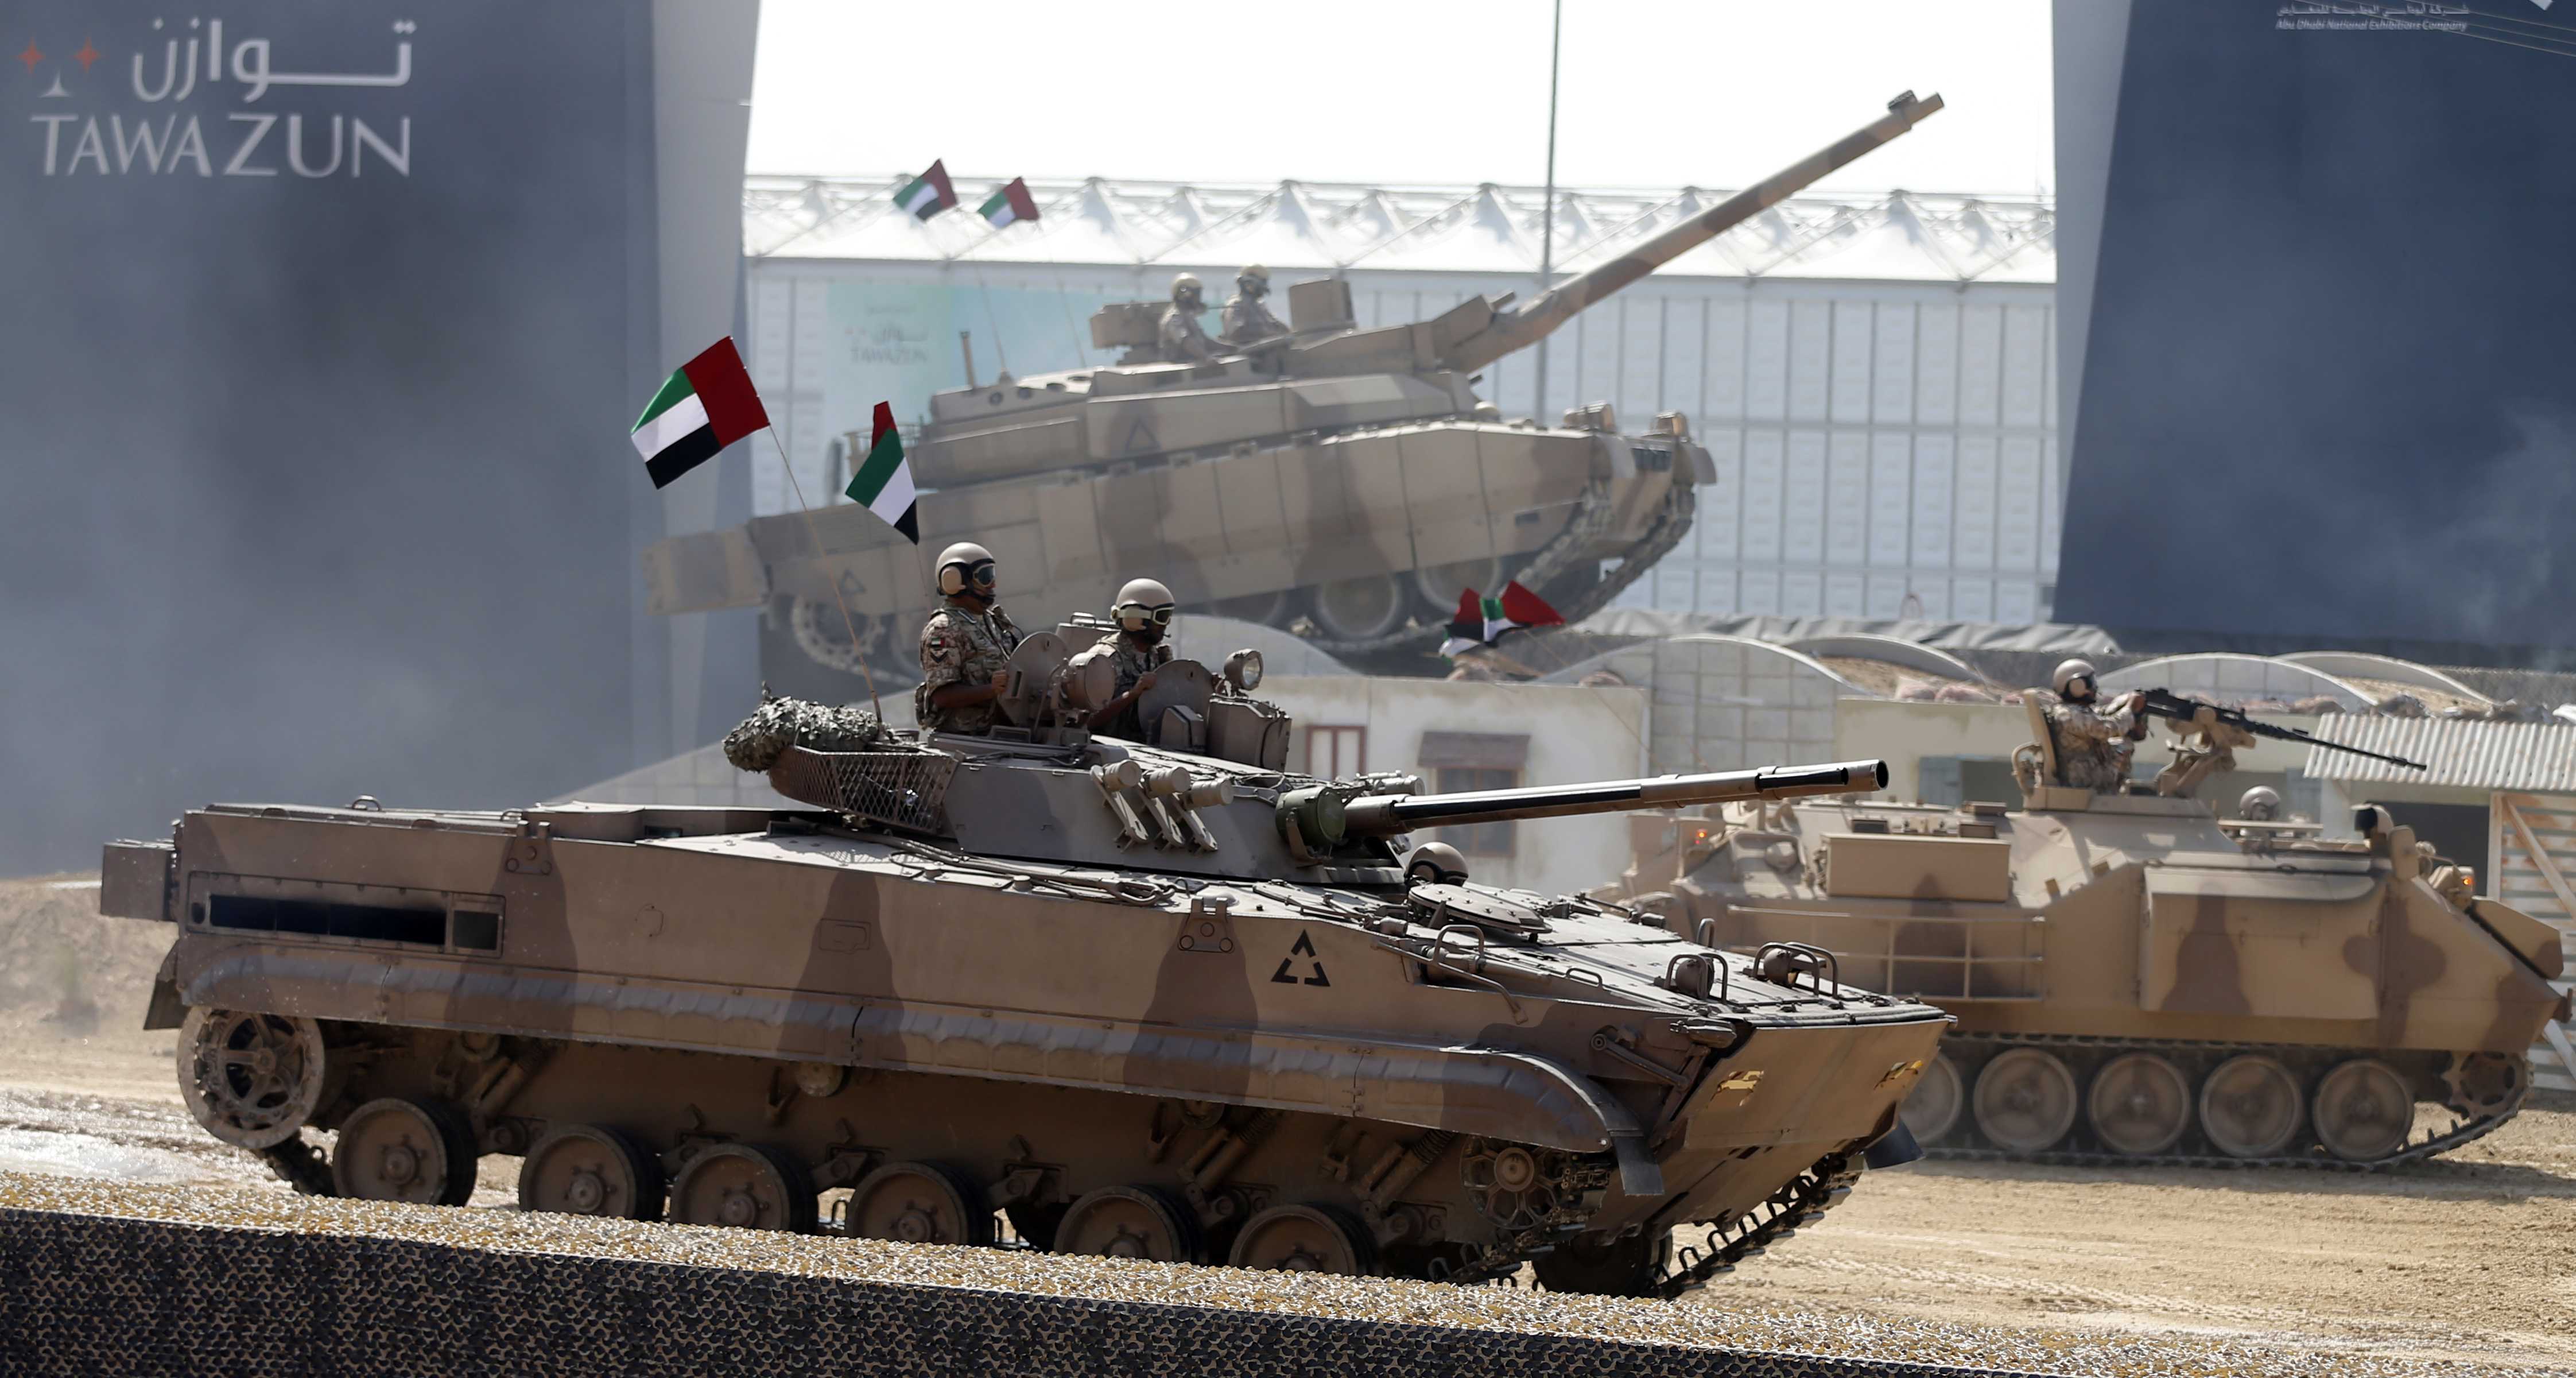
[644,95,1945,682]
[104,656,1945,1298]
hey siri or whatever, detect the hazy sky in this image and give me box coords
[748,0,2055,195]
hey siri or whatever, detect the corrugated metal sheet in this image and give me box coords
[2303,716,2576,791]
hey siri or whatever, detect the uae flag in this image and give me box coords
[894,160,957,220]
[977,177,1039,229]
[844,401,920,543]
[1440,580,1565,659]
[630,338,770,489]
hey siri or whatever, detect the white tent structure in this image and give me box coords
[743,173,2059,624]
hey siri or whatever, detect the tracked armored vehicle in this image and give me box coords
[102,634,1943,1297]
[643,94,1943,692]
[1594,695,2571,1169]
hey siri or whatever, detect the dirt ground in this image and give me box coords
[6,872,2572,1372]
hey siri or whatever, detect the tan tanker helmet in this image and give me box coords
[2051,658,2099,700]
[936,541,996,597]
[1406,842,1469,887]
[2238,785,2282,822]
[1171,273,1204,300]
[1238,264,1270,284]
[1113,577,1177,630]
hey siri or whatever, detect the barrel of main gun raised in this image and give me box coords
[1340,759,1888,838]
[1439,93,1945,377]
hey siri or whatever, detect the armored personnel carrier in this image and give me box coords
[644,94,1943,692]
[100,634,1943,1297]
[1593,696,2571,1168]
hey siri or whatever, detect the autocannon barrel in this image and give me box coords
[1440,92,1944,377]
[1339,759,1888,838]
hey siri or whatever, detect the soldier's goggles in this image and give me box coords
[963,560,996,587]
[1116,603,1177,626]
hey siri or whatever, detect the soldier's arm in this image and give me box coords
[1084,669,1160,731]
[920,622,1005,709]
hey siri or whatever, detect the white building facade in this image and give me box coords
[741,175,2059,622]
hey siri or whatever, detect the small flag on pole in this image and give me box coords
[894,160,957,220]
[977,177,1040,230]
[1439,580,1565,659]
[630,338,769,489]
[844,401,920,543]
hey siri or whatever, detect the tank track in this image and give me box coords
[1440,1155,1618,1286]
[1923,1031,2529,1173]
[1654,1151,1861,1298]
[1298,477,1698,660]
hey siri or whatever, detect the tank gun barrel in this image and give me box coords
[1440,92,1944,377]
[1340,759,1887,837]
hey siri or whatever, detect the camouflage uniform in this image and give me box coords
[1223,291,1287,345]
[1159,303,1217,363]
[1096,632,1173,741]
[915,601,1023,735]
[2045,699,2137,792]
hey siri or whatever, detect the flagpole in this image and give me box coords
[763,428,887,720]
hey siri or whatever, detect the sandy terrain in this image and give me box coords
[5,870,2571,1372]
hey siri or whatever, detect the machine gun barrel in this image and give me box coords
[1340,759,1887,838]
[2133,687,2427,770]
[1440,92,1943,376]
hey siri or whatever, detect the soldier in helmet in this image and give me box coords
[1085,577,1178,737]
[2237,785,2283,822]
[915,541,1023,736]
[1405,842,1470,888]
[1222,264,1289,346]
[2043,658,2144,792]
[1159,273,1219,363]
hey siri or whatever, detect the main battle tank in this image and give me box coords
[100,635,1944,1297]
[644,94,1943,692]
[1593,696,2571,1169]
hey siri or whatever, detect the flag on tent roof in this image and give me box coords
[1439,580,1565,659]
[894,160,957,220]
[630,338,769,489]
[844,401,920,543]
[977,177,1040,230]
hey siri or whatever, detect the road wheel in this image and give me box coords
[2086,1052,2193,1156]
[1227,1203,1376,1276]
[177,1008,326,1149]
[670,1143,816,1232]
[331,1097,478,1206]
[1899,1051,1965,1145]
[518,1124,664,1220]
[2199,1054,2305,1159]
[1413,556,1507,618]
[845,1160,991,1247]
[2313,1058,2414,1162]
[1052,1185,1199,1263]
[1308,574,1408,641]
[1971,1047,2077,1152]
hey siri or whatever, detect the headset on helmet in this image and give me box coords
[2051,658,2099,699]
[936,542,996,597]
[1113,577,1176,631]
[1405,842,1469,887]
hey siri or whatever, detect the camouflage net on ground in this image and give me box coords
[721,692,885,773]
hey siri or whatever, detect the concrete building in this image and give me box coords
[737,175,2059,625]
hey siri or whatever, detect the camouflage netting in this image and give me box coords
[721,691,886,773]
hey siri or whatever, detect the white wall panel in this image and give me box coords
[1703,299,1745,420]
[1698,431,1741,560]
[1830,301,1873,424]
[2001,304,2049,428]
[1905,576,1950,620]
[2039,435,2062,580]
[1915,302,1958,427]
[1958,304,2001,428]
[1954,434,1998,572]
[1620,298,1664,424]
[1867,432,1911,567]
[1580,305,1621,409]
[1787,301,1831,421]
[1911,434,1954,570]
[1745,300,1787,421]
[1698,568,1737,614]
[1741,429,1784,563]
[1953,577,1993,622]
[1872,303,1916,425]
[1663,299,1705,424]
[1997,436,2042,572]
[1825,431,1869,568]
[1782,571,1822,617]
[1824,572,1865,617]
[1783,431,1827,563]
[1996,580,2038,625]
[1865,575,1907,618]
[1740,568,1780,616]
